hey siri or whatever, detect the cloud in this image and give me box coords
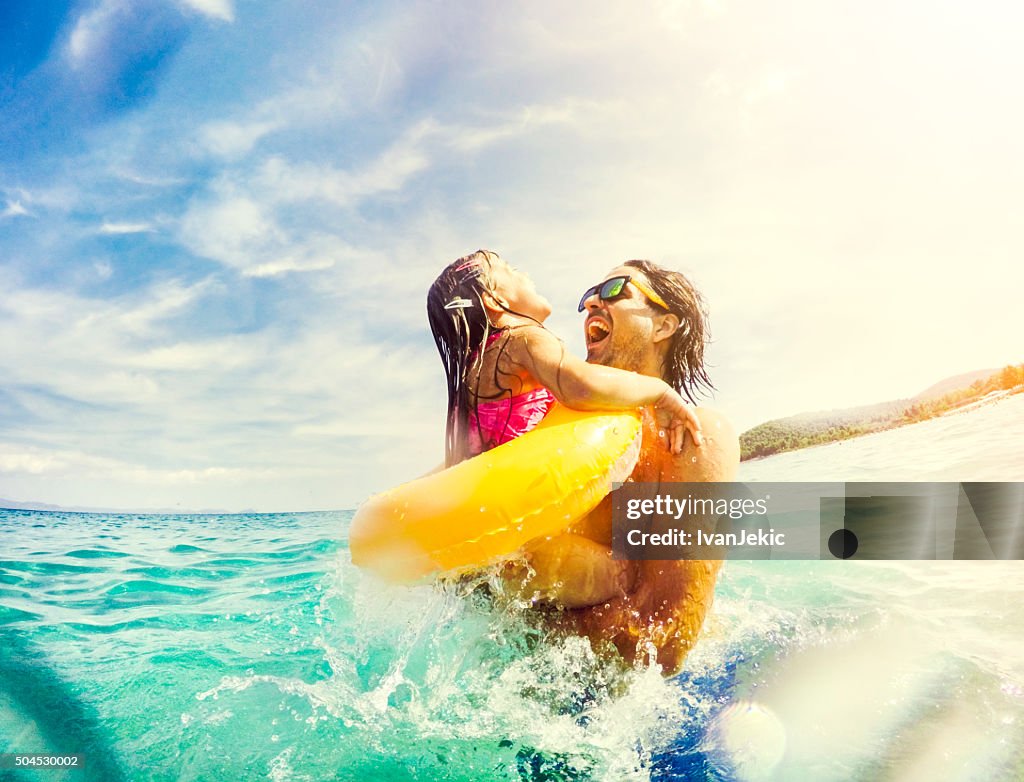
[198,119,283,158]
[67,0,231,71]
[1,183,78,214]
[292,415,438,440]
[129,337,261,371]
[177,194,347,277]
[66,0,125,69]
[0,443,269,485]
[244,253,336,278]
[178,102,611,288]
[99,220,155,234]
[0,254,444,509]
[195,82,350,159]
[0,277,220,414]
[180,118,456,278]
[251,124,435,206]
[178,195,282,269]
[2,201,31,219]
[446,99,611,152]
[79,278,217,336]
[0,447,67,475]
[178,0,234,23]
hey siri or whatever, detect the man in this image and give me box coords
[511,260,739,676]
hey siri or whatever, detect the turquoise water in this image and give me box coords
[2,396,1023,780]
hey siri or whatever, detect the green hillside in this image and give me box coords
[740,363,1024,461]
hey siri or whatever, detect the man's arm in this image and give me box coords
[564,407,739,675]
[502,533,636,608]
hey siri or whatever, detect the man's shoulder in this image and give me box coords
[692,406,737,440]
[664,405,739,482]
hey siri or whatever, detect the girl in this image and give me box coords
[426,249,702,467]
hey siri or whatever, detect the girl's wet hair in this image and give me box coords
[427,250,518,466]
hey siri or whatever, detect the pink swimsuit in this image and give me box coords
[467,386,557,456]
[465,329,556,457]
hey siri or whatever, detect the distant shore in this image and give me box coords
[744,386,1023,463]
[938,388,1016,417]
[740,365,1024,462]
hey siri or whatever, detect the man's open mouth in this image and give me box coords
[586,316,611,347]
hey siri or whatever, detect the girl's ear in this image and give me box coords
[481,290,508,318]
[652,312,680,344]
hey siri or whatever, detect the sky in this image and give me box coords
[1,0,1022,512]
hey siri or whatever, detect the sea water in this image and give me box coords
[1,394,1023,781]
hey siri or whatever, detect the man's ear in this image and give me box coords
[652,312,680,344]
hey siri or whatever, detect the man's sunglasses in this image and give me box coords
[577,275,669,313]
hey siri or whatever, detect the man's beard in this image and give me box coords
[589,331,649,373]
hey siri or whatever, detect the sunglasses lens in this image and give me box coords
[600,277,627,300]
[579,277,631,311]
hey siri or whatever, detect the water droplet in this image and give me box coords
[479,506,486,512]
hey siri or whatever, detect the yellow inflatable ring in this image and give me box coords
[349,404,642,583]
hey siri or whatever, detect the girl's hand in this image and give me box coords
[652,388,704,454]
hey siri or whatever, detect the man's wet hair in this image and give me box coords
[624,259,714,404]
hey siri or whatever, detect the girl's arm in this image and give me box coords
[507,326,703,452]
